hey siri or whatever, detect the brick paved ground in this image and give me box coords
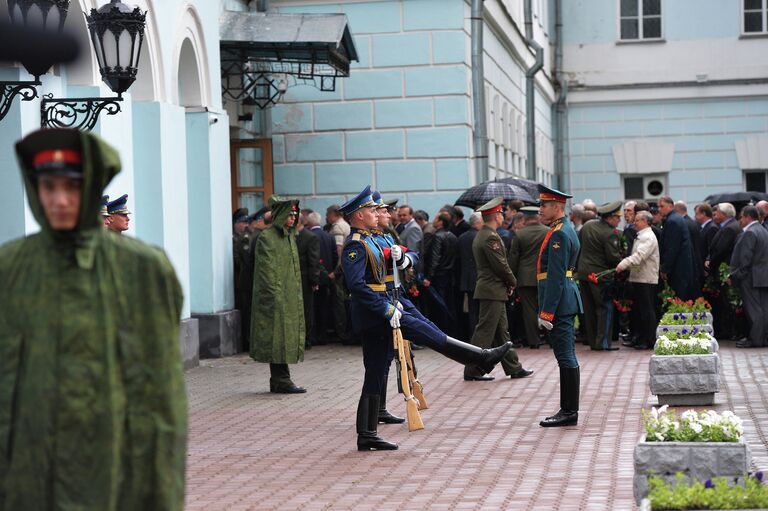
[184,343,768,511]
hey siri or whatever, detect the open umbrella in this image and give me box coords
[704,191,768,205]
[454,180,536,209]
[497,176,540,201]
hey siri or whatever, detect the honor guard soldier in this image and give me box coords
[465,198,533,381]
[100,194,110,228]
[537,184,584,427]
[508,206,550,348]
[106,193,130,233]
[576,200,622,351]
[341,186,513,451]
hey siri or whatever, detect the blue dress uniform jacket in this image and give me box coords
[537,217,583,322]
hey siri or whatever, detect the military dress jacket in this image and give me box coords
[342,228,398,333]
[371,229,419,294]
[472,225,517,301]
[576,218,622,280]
[508,223,549,288]
[537,217,584,321]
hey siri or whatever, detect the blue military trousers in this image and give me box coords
[549,314,579,369]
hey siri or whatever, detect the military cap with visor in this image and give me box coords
[597,200,623,217]
[520,205,540,216]
[107,194,131,215]
[338,185,376,215]
[15,128,84,179]
[476,197,504,215]
[537,184,572,203]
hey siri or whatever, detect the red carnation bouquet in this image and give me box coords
[587,269,616,285]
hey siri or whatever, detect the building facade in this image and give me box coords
[563,0,768,204]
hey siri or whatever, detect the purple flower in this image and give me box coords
[663,327,669,332]
[682,328,688,335]
[705,479,714,489]
[673,314,680,320]
[757,471,764,482]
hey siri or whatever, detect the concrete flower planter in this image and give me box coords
[633,436,750,504]
[661,312,714,325]
[656,323,714,338]
[653,337,720,353]
[649,353,721,406]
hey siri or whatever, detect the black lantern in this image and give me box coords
[86,0,146,97]
[0,0,73,121]
[40,0,147,130]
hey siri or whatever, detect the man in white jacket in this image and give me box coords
[616,210,660,349]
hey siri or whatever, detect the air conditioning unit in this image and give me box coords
[623,174,667,201]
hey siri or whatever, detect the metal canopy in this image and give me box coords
[220,11,358,108]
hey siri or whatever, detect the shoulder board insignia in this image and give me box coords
[352,233,361,241]
[554,224,563,232]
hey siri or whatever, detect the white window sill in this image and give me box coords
[739,32,768,39]
[616,38,666,45]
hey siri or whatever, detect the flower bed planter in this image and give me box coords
[660,312,714,326]
[639,499,768,511]
[649,354,721,406]
[657,323,715,338]
[634,436,750,504]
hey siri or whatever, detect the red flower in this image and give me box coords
[588,272,599,285]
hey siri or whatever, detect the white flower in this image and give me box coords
[690,422,703,434]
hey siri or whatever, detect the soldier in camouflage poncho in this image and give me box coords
[0,129,187,510]
[250,196,306,393]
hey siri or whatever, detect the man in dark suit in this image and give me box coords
[658,196,697,301]
[307,211,337,345]
[296,215,321,349]
[695,203,719,265]
[457,213,482,339]
[675,200,703,296]
[707,202,741,339]
[729,206,768,348]
[450,206,470,238]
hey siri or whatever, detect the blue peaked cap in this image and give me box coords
[107,194,130,215]
[338,185,376,215]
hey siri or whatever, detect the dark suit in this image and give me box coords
[709,218,741,339]
[426,228,458,335]
[700,219,718,271]
[660,211,697,301]
[451,219,470,238]
[297,228,320,345]
[683,215,703,295]
[730,222,768,347]
[310,226,337,344]
[457,228,479,339]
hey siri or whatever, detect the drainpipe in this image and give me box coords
[470,0,488,184]
[553,0,569,190]
[524,0,544,181]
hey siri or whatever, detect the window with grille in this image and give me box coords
[743,0,768,34]
[619,0,662,41]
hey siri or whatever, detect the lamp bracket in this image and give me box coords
[0,80,41,122]
[41,93,123,131]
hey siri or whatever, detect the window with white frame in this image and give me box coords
[743,0,768,34]
[619,0,662,41]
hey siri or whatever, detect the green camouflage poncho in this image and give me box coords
[0,130,187,510]
[249,197,305,364]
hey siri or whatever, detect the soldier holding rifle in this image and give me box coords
[340,186,513,451]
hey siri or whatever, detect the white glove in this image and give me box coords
[389,308,402,328]
[395,301,404,311]
[390,245,403,263]
[397,255,411,270]
[538,317,553,331]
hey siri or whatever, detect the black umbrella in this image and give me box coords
[497,176,540,201]
[454,180,536,209]
[704,191,768,205]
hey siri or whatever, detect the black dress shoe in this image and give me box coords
[464,375,495,381]
[270,383,307,394]
[357,435,398,451]
[510,368,534,379]
[540,410,578,427]
[378,410,406,424]
[621,340,635,347]
[603,346,619,351]
[410,343,425,350]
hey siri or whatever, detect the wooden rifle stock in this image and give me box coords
[403,339,428,410]
[393,327,423,431]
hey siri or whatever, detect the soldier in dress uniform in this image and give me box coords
[464,198,533,381]
[105,194,130,233]
[508,206,550,348]
[100,194,110,228]
[576,201,623,351]
[341,186,514,451]
[537,185,584,427]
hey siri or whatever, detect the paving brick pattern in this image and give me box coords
[184,343,768,510]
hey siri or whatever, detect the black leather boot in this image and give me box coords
[540,367,579,427]
[378,385,405,424]
[435,337,513,374]
[357,394,398,451]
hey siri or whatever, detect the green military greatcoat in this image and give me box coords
[0,131,187,510]
[466,225,522,377]
[250,197,305,364]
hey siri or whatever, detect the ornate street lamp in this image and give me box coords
[41,0,146,130]
[0,0,71,121]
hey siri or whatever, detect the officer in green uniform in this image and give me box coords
[508,206,550,348]
[232,210,252,348]
[576,201,623,351]
[537,185,584,427]
[464,198,533,381]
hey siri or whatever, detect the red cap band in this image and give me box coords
[539,192,567,203]
[33,149,82,168]
[481,204,503,215]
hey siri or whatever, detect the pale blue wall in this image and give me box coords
[568,97,768,203]
[563,0,742,44]
[271,0,474,215]
[0,69,28,245]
